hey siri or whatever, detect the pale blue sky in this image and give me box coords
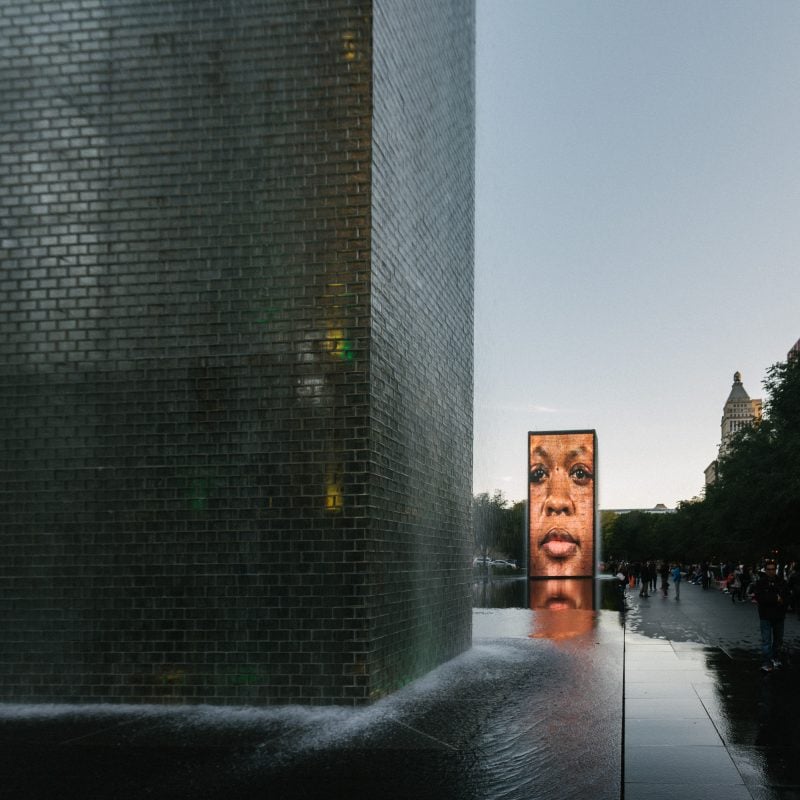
[474,0,800,509]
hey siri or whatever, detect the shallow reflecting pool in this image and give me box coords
[473,574,624,612]
[0,598,625,800]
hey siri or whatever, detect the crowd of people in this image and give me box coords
[610,558,799,673]
[611,559,689,599]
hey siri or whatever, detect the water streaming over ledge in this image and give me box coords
[0,578,625,799]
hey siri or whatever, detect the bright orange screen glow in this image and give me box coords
[528,431,595,578]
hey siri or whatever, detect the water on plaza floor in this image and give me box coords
[0,579,625,800]
[623,583,800,799]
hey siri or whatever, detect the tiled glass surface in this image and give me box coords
[0,0,475,705]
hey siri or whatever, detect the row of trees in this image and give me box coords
[604,356,800,566]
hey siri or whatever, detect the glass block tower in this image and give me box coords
[0,0,474,705]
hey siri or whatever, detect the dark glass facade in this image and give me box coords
[0,0,474,705]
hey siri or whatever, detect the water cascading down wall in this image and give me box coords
[0,0,475,705]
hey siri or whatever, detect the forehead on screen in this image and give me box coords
[530,433,594,462]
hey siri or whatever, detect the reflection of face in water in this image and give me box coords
[529,579,594,611]
[529,579,595,641]
[529,432,595,578]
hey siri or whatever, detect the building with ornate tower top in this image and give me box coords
[704,372,762,486]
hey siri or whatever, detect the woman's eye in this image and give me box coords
[569,464,593,485]
[530,466,548,484]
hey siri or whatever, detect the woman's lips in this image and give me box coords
[539,529,579,559]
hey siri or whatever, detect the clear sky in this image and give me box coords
[474,0,800,510]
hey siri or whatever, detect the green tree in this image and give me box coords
[670,356,800,564]
[472,491,505,561]
[600,510,619,566]
[500,500,526,563]
[602,508,693,565]
[472,491,525,564]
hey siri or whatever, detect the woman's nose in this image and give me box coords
[545,471,573,515]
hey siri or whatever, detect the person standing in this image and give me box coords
[730,565,743,603]
[639,561,650,598]
[741,564,752,602]
[614,563,628,612]
[659,560,670,596]
[750,561,790,672]
[671,563,682,600]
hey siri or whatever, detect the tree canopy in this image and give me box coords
[604,356,800,566]
[472,490,525,563]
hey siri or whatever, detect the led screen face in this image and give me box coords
[528,431,596,578]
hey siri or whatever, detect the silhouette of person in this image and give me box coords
[750,561,790,672]
[671,563,682,600]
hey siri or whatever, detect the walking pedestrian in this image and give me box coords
[614,563,628,612]
[741,564,752,601]
[639,561,650,598]
[659,560,670,596]
[671,563,682,600]
[749,561,790,672]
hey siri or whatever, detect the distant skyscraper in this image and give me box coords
[704,372,762,485]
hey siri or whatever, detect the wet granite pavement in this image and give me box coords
[1,577,798,799]
[624,579,800,800]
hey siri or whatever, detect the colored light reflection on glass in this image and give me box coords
[189,478,209,512]
[324,328,354,362]
[342,31,357,61]
[325,465,343,512]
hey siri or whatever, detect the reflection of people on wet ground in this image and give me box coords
[754,671,794,748]
[670,563,681,600]
[749,561,790,672]
[639,562,650,598]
